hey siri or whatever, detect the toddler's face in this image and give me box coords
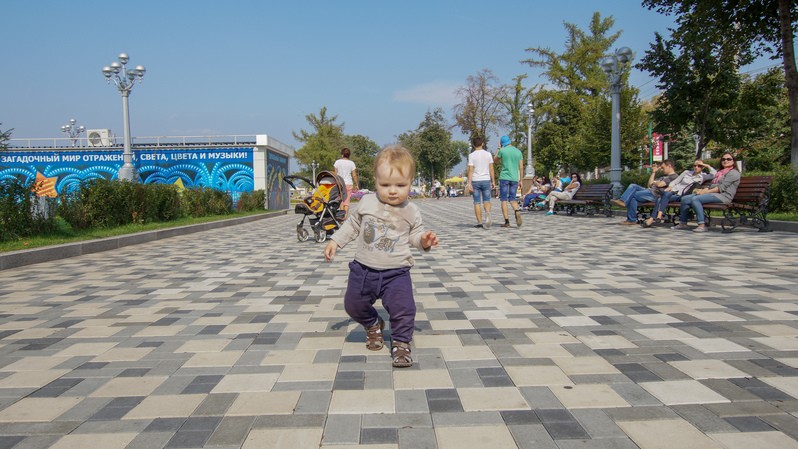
[375,162,412,206]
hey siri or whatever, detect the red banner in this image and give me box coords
[651,133,664,162]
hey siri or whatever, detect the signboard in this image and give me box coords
[651,133,664,162]
[0,148,254,201]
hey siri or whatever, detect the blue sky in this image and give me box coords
[3,1,682,153]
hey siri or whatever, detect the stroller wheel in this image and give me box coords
[314,228,327,243]
[297,227,310,242]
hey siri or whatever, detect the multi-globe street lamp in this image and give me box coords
[61,118,85,147]
[102,53,146,182]
[524,103,535,178]
[601,46,633,198]
[311,160,319,180]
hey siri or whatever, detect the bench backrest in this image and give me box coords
[572,184,612,201]
[732,176,772,205]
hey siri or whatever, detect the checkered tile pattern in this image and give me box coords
[1,198,797,448]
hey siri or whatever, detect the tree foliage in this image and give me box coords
[522,12,647,175]
[397,109,458,182]
[292,107,347,177]
[641,0,798,165]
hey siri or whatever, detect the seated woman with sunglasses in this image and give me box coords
[642,159,716,227]
[672,153,740,232]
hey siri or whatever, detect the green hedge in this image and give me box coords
[0,177,58,241]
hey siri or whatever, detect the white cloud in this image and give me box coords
[392,81,461,107]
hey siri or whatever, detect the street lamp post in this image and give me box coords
[61,119,85,147]
[524,103,535,178]
[102,53,146,182]
[311,160,318,180]
[693,134,701,159]
[601,47,633,198]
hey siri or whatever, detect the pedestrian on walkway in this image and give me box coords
[465,136,495,228]
[324,145,439,368]
[334,147,359,220]
[614,159,678,225]
[493,135,524,228]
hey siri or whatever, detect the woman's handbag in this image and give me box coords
[680,182,701,196]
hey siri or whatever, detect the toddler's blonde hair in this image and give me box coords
[374,145,416,180]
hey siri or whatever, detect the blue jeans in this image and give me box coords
[471,180,491,204]
[499,180,519,201]
[654,191,681,218]
[620,184,647,204]
[679,194,723,224]
[625,189,657,222]
[522,193,544,208]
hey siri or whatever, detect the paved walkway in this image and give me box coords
[1,198,797,449]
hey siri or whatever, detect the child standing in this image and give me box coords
[324,145,439,367]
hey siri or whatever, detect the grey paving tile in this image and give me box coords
[322,414,360,445]
[398,427,438,449]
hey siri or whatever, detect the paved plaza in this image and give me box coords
[1,197,798,449]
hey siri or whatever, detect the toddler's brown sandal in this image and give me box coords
[391,341,413,368]
[365,317,385,351]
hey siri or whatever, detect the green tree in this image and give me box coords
[399,109,456,182]
[522,12,646,174]
[642,0,798,166]
[292,107,346,177]
[637,26,745,157]
[498,75,537,155]
[733,68,791,170]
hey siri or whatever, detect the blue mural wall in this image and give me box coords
[0,148,254,200]
[266,150,289,210]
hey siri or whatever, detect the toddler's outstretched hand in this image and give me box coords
[324,241,338,262]
[421,231,439,250]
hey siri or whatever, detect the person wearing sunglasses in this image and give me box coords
[672,153,740,232]
[642,159,716,227]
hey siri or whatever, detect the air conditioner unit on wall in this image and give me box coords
[87,129,113,147]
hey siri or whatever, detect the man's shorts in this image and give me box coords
[471,180,491,204]
[499,180,519,201]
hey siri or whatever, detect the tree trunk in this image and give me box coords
[778,0,798,166]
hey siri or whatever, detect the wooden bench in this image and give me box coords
[555,183,613,217]
[637,176,773,232]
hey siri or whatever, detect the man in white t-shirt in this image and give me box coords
[465,136,495,228]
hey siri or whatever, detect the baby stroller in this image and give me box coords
[283,171,348,243]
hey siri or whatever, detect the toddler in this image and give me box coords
[325,145,438,367]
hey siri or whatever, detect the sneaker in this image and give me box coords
[693,225,708,232]
[474,224,483,228]
[610,199,625,208]
[535,201,545,208]
[619,220,637,226]
[484,215,491,229]
[545,211,554,216]
[671,223,689,230]
[515,210,522,228]
[501,222,511,228]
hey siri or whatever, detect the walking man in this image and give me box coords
[494,135,524,228]
[465,136,495,228]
